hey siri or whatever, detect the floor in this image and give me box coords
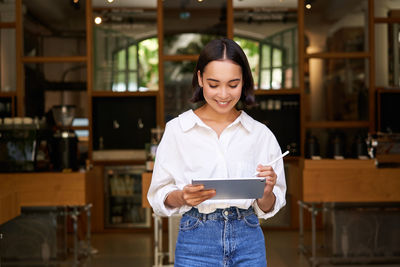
[78,230,400,267]
[83,230,311,267]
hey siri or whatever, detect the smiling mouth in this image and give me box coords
[217,100,229,105]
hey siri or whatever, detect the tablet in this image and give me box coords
[192,177,266,200]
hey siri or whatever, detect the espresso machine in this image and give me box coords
[51,105,78,171]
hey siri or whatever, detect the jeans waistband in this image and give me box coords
[184,206,254,221]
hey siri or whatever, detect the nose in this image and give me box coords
[218,86,229,99]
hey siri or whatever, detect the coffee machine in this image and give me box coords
[50,105,78,171]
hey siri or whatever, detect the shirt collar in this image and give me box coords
[178,109,254,133]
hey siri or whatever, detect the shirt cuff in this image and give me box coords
[151,185,180,217]
[253,191,285,220]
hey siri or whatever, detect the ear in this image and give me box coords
[197,70,203,87]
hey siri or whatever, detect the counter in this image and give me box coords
[0,171,91,225]
[302,159,400,202]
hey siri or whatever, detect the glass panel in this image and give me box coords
[374,0,400,18]
[234,2,298,90]
[138,38,158,91]
[163,33,222,55]
[115,50,126,71]
[305,0,367,53]
[164,61,198,122]
[128,72,138,92]
[0,29,16,92]
[272,48,282,67]
[128,45,137,70]
[163,0,227,55]
[234,37,259,89]
[272,68,282,89]
[0,0,15,22]
[93,8,158,91]
[112,72,126,92]
[306,128,369,159]
[24,62,87,118]
[262,45,271,68]
[23,0,86,57]
[260,70,271,90]
[306,58,369,121]
[375,23,400,87]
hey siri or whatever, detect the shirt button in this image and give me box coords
[224,210,229,216]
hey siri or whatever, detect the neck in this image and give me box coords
[197,104,240,123]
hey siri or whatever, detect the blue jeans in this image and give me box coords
[175,207,267,267]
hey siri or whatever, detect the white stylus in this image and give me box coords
[253,150,290,176]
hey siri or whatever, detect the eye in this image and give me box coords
[209,84,218,88]
[229,83,239,88]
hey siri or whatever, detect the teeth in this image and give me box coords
[218,101,228,105]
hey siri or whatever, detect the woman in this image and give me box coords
[148,38,286,267]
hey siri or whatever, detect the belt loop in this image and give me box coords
[236,207,242,219]
[203,214,207,222]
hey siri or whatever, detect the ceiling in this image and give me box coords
[92,0,298,8]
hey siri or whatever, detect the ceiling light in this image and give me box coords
[197,0,204,2]
[305,0,312,9]
[94,16,102,24]
[73,0,79,3]
[107,0,114,3]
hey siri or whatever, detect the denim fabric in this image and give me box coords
[175,207,267,267]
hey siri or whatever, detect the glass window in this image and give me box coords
[23,0,87,57]
[163,0,227,55]
[0,29,16,92]
[93,8,158,91]
[306,58,369,122]
[305,0,367,53]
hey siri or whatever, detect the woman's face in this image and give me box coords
[197,60,243,115]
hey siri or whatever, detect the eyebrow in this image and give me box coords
[206,78,241,83]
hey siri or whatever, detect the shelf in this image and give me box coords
[305,52,369,59]
[91,91,158,97]
[0,22,16,28]
[254,88,300,95]
[22,56,87,63]
[0,92,16,98]
[162,54,199,62]
[374,17,400,24]
[305,121,370,128]
[376,87,400,94]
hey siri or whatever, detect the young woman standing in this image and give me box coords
[148,38,286,267]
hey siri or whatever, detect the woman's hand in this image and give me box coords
[165,184,216,208]
[255,164,277,212]
[182,184,216,206]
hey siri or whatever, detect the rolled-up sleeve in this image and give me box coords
[147,123,181,217]
[252,127,287,220]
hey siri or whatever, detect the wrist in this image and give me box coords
[257,192,276,213]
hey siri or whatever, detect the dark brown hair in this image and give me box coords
[190,38,255,105]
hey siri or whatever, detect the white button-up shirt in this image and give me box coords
[147,109,286,219]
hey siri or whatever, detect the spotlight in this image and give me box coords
[107,0,114,3]
[305,0,312,9]
[94,16,102,24]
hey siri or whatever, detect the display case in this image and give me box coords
[104,165,150,228]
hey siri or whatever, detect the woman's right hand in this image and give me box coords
[181,184,216,206]
[165,184,216,208]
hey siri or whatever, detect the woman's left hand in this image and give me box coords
[256,164,277,196]
[255,164,277,212]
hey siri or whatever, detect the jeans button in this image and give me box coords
[224,210,229,216]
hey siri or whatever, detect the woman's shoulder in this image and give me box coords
[165,109,196,132]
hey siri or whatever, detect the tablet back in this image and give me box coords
[192,178,265,199]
